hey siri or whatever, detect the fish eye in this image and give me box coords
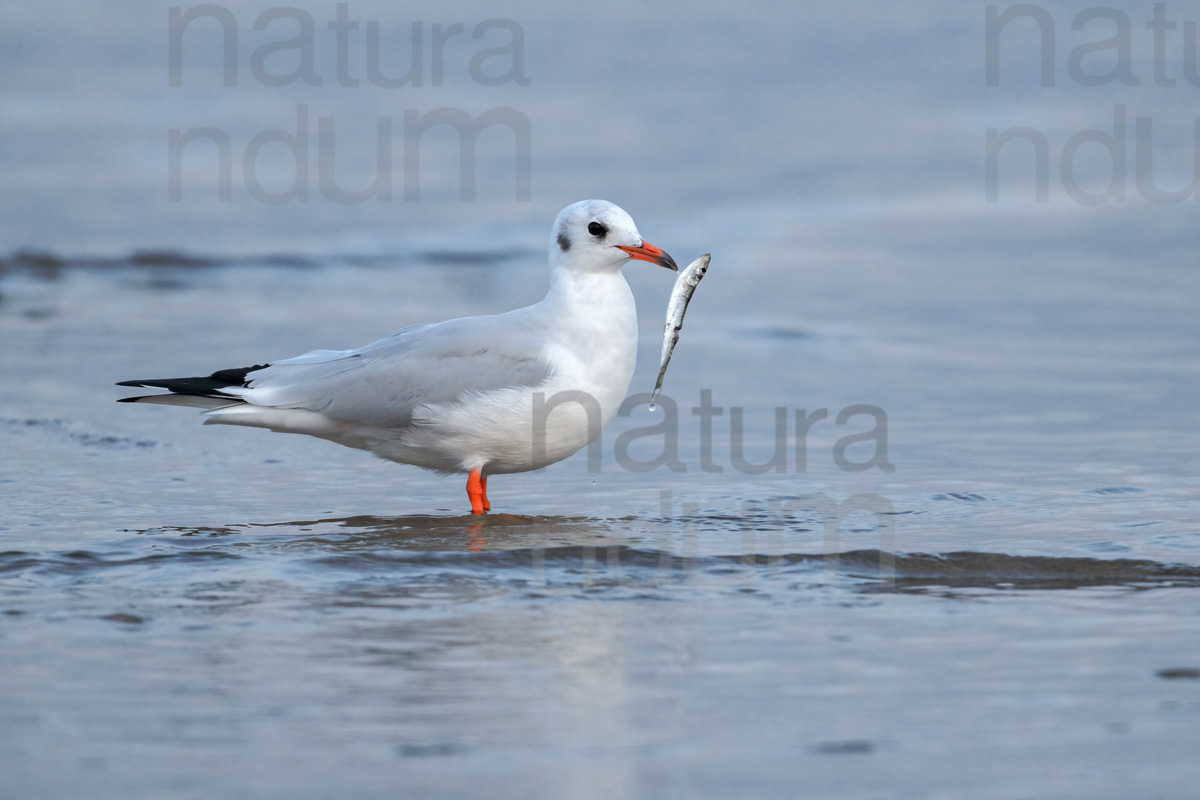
[587,221,606,237]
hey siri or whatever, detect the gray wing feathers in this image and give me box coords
[226,315,553,427]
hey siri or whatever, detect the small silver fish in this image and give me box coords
[651,254,710,401]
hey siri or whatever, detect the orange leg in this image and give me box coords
[480,476,491,511]
[466,468,488,515]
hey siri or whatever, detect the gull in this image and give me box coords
[117,200,678,515]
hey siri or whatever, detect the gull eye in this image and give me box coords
[587,221,607,237]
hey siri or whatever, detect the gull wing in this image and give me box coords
[223,312,554,428]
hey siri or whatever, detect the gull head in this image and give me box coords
[550,200,678,274]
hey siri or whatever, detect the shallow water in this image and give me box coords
[3,242,1200,799]
[5,0,1200,797]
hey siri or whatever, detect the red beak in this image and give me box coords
[616,241,679,271]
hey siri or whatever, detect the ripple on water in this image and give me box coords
[5,536,1200,598]
[932,493,989,503]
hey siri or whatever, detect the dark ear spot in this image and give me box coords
[556,229,571,251]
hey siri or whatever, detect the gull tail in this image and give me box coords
[116,364,269,408]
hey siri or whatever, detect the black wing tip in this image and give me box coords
[117,395,148,403]
[114,364,270,398]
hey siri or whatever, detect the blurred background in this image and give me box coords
[3,1,1200,798]
[5,0,1198,253]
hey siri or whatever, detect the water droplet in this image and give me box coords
[648,402,656,411]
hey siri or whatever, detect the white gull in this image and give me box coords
[117,200,678,515]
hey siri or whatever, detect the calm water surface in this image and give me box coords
[2,232,1199,799]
